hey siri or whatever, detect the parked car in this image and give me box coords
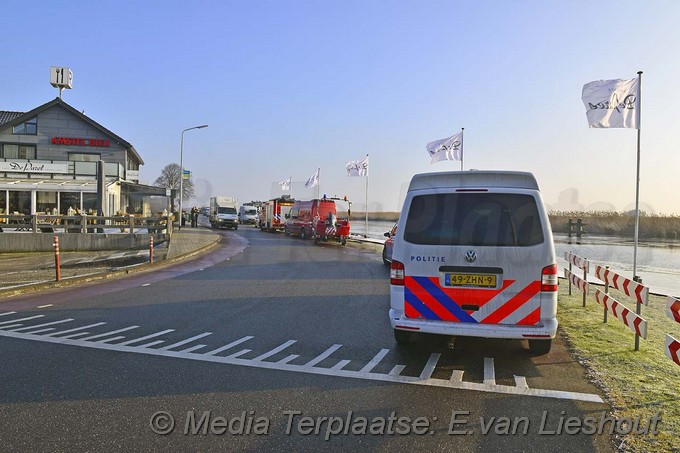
[382,221,398,265]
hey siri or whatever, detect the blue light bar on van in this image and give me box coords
[455,189,488,192]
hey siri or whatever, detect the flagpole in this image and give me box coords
[365,154,369,238]
[633,71,643,282]
[460,128,464,171]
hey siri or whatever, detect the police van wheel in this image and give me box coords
[393,329,412,345]
[341,238,347,246]
[528,339,552,355]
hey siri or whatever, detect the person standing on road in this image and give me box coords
[191,206,199,227]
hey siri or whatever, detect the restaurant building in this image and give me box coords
[0,97,169,218]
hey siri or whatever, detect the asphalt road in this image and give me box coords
[0,227,614,452]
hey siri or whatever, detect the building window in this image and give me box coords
[12,117,37,135]
[60,192,80,215]
[1,144,37,159]
[9,190,31,215]
[37,191,58,214]
[69,153,101,162]
[83,193,97,214]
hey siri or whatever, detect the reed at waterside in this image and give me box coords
[351,211,400,222]
[549,211,680,240]
[355,210,680,240]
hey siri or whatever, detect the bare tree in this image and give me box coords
[154,163,195,207]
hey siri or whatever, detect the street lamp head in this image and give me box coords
[197,124,208,129]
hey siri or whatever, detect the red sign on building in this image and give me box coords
[51,137,111,147]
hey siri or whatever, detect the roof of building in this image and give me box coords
[0,97,144,165]
[0,111,25,126]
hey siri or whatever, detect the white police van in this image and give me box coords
[389,170,558,354]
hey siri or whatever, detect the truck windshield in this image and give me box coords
[218,207,237,214]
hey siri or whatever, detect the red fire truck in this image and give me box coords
[259,196,295,232]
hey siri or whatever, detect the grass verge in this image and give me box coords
[558,283,679,452]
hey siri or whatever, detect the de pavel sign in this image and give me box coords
[51,137,111,147]
[1,161,70,174]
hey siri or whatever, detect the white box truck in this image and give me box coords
[210,196,239,230]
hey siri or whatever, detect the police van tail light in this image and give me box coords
[391,260,405,286]
[541,264,558,292]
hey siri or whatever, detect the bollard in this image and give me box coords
[603,266,609,323]
[582,261,587,307]
[633,275,643,351]
[53,235,61,281]
[567,261,572,296]
[149,236,154,264]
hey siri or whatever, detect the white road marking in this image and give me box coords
[514,375,529,388]
[37,304,54,309]
[160,332,212,351]
[278,354,299,364]
[227,349,252,358]
[360,349,389,373]
[6,319,74,333]
[0,312,17,317]
[26,328,56,335]
[141,283,151,287]
[59,332,95,339]
[80,326,140,341]
[303,344,342,368]
[419,353,441,380]
[118,329,175,346]
[44,323,107,337]
[389,365,406,376]
[252,340,296,362]
[137,340,165,348]
[108,252,127,259]
[0,324,23,329]
[332,360,351,370]
[449,370,464,382]
[0,315,44,326]
[484,357,496,385]
[180,344,207,353]
[205,336,254,356]
[0,320,603,403]
[97,336,126,344]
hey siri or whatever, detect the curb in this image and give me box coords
[0,235,222,299]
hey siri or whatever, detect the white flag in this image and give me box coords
[305,169,319,188]
[426,132,463,164]
[582,78,639,129]
[279,178,291,191]
[346,156,369,176]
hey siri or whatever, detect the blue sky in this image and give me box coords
[4,1,680,213]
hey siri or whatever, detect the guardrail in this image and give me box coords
[564,251,650,351]
[0,214,172,235]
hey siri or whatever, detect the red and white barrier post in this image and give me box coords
[53,235,61,282]
[594,265,649,350]
[149,236,154,264]
[666,296,680,367]
[565,251,589,306]
[594,289,648,345]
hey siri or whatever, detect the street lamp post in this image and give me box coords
[178,124,208,229]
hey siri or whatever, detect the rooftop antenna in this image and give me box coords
[50,66,73,98]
